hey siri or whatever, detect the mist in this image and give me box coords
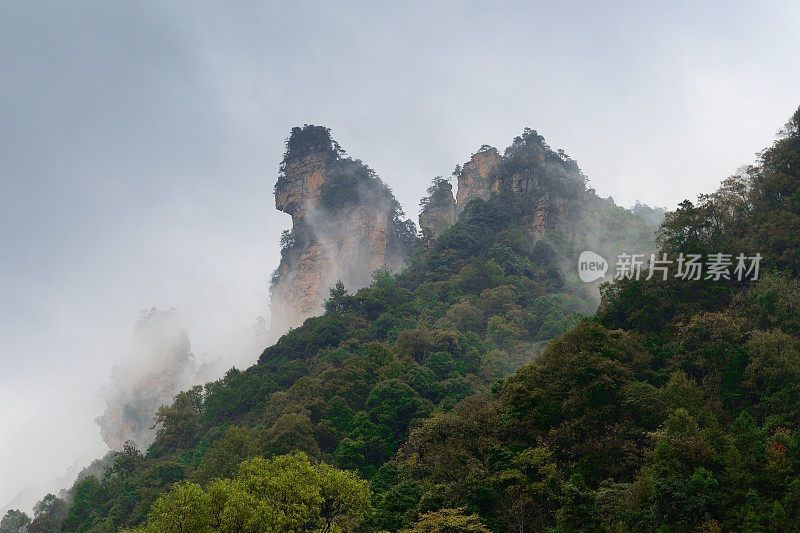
[3,0,800,514]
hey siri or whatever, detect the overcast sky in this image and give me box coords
[2,1,799,511]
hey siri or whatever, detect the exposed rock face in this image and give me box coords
[416,130,593,243]
[455,147,502,213]
[274,141,333,223]
[271,126,611,335]
[270,126,415,334]
[419,178,456,236]
[525,194,572,238]
[96,308,195,451]
[270,244,328,330]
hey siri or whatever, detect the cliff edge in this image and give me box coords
[270,126,416,334]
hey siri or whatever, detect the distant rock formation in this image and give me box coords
[419,130,583,239]
[96,308,195,451]
[270,126,416,334]
[271,126,652,333]
[455,146,502,213]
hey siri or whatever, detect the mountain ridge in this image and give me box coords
[6,123,667,533]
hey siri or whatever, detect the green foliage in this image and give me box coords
[134,452,370,533]
[324,280,357,315]
[192,426,261,485]
[0,509,30,533]
[402,508,491,533]
[553,474,608,533]
[375,106,800,532]
[419,176,453,211]
[203,367,277,426]
[275,125,341,194]
[44,124,665,531]
[656,106,800,277]
[27,494,67,533]
[150,386,203,454]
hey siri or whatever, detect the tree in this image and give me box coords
[264,412,321,457]
[60,475,105,531]
[109,440,143,479]
[0,510,30,533]
[316,461,372,532]
[27,494,68,533]
[403,508,491,533]
[193,426,261,485]
[140,482,212,533]
[151,386,203,452]
[493,447,562,532]
[747,106,800,275]
[137,452,370,532]
[324,280,356,315]
[552,475,608,533]
[365,379,425,444]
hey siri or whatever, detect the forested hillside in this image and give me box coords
[370,107,800,532]
[16,117,775,532]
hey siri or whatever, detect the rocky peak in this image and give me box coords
[274,125,338,223]
[418,129,591,240]
[455,146,502,213]
[270,126,416,335]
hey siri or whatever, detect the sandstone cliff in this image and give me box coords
[420,129,583,240]
[455,146,502,213]
[96,308,195,451]
[270,126,416,334]
[272,126,643,334]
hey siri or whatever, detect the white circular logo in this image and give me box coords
[578,251,608,282]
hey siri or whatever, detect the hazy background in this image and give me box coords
[2,1,799,511]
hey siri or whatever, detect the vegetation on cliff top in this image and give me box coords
[272,125,417,289]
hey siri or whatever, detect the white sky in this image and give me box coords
[2,0,799,511]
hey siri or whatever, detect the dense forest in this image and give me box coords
[5,107,800,532]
